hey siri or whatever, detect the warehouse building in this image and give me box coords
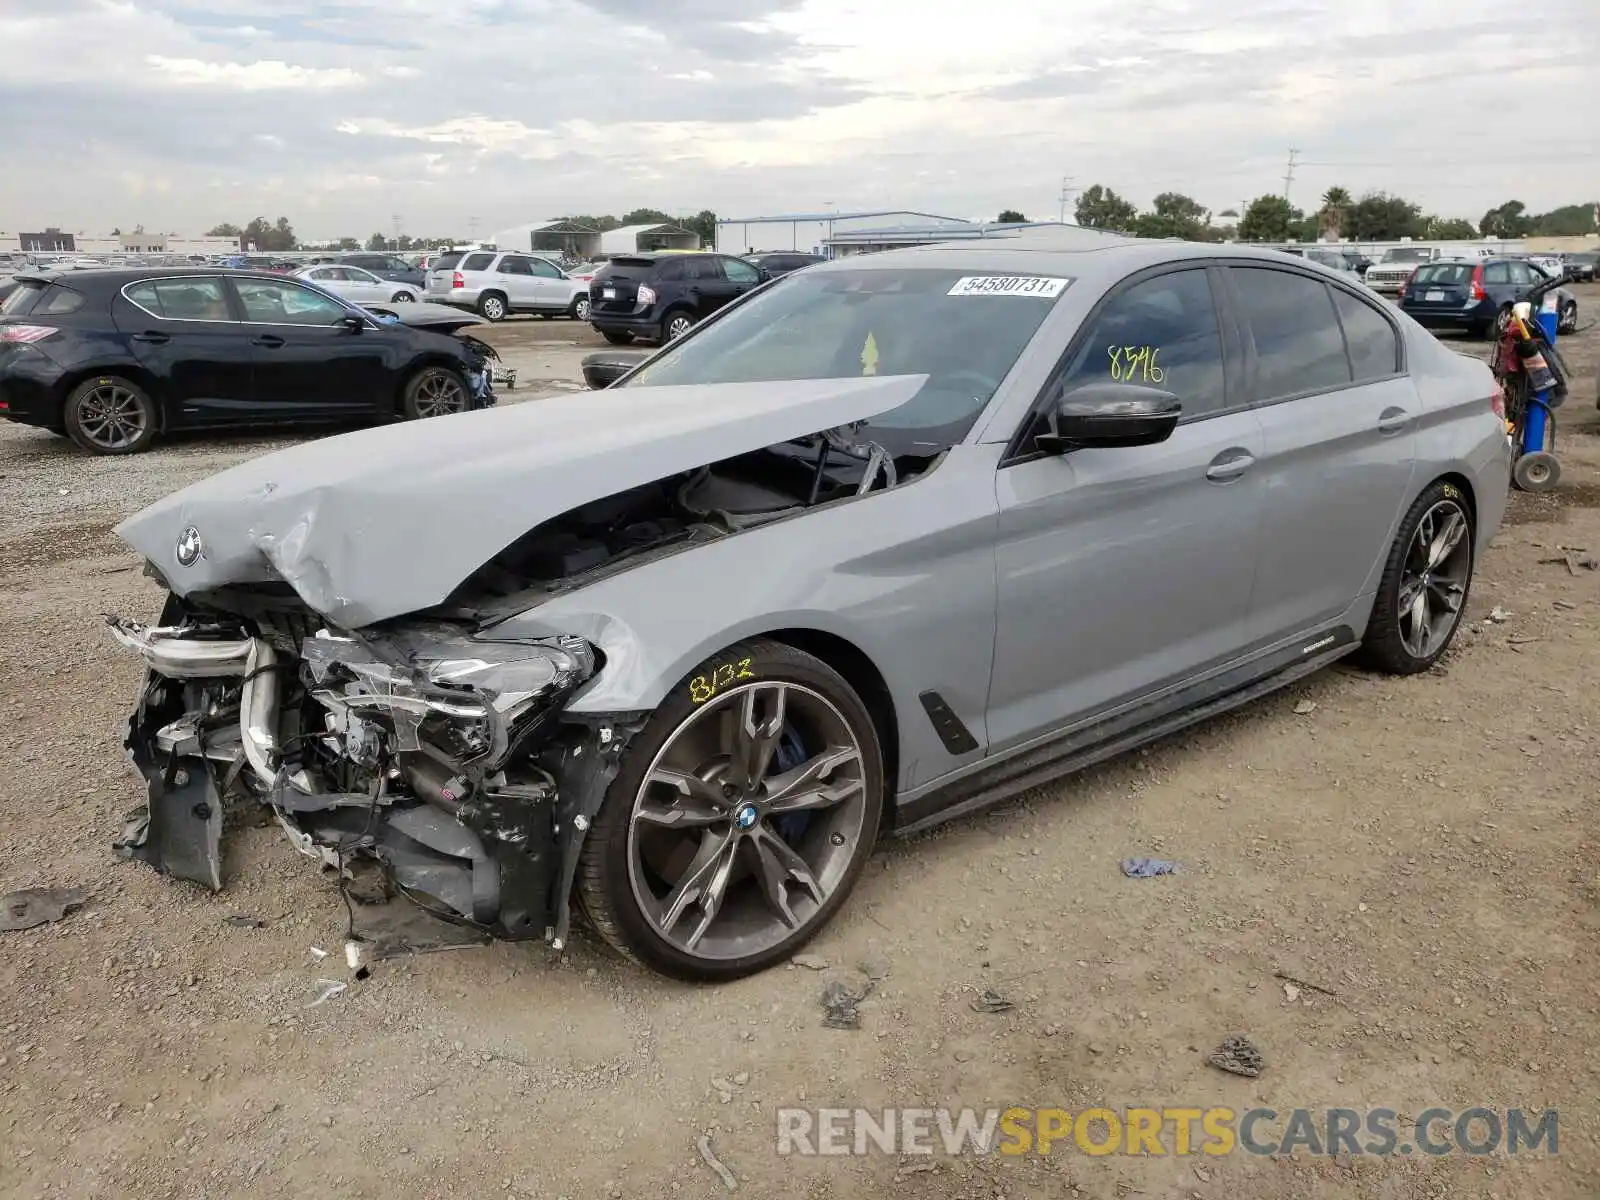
[715,210,969,256]
[600,222,699,255]
[822,219,1090,256]
[491,219,602,260]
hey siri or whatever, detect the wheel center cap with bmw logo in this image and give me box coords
[175,526,204,567]
[734,804,759,831]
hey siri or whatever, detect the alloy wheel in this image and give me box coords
[482,296,505,320]
[75,384,148,451]
[412,371,467,417]
[666,314,693,340]
[626,681,869,961]
[1396,498,1471,659]
[574,297,590,321]
[391,291,414,303]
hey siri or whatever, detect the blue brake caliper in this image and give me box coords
[770,727,811,842]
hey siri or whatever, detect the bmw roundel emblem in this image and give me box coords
[175,526,204,567]
[734,804,759,831]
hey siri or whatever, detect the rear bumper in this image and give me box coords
[1400,301,1492,330]
[0,349,68,426]
[587,309,662,336]
[427,289,480,308]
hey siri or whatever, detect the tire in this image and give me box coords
[571,295,591,321]
[63,375,158,455]
[389,290,415,303]
[1355,480,1475,675]
[400,365,469,420]
[477,292,507,322]
[601,330,634,345]
[662,310,696,342]
[1512,451,1561,492]
[1559,301,1577,335]
[1491,305,1513,339]
[576,638,885,981]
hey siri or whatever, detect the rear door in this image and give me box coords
[1230,265,1418,642]
[113,276,254,423]
[684,256,738,318]
[228,276,394,415]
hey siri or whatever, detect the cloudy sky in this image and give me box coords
[2,0,1595,240]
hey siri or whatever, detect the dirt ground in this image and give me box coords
[2,295,1598,1200]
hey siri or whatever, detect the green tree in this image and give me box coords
[206,223,242,238]
[1074,184,1138,232]
[561,214,621,232]
[679,209,717,246]
[1529,203,1596,236]
[1237,195,1296,242]
[1132,192,1210,240]
[1424,216,1478,239]
[240,216,297,252]
[619,208,674,227]
[996,209,1027,224]
[365,232,387,251]
[1345,192,1423,241]
[1479,200,1531,238]
[335,236,360,251]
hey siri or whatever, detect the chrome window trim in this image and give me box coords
[119,275,238,324]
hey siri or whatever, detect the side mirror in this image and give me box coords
[581,349,651,389]
[1034,382,1181,455]
[756,267,773,282]
[339,313,366,333]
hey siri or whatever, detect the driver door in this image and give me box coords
[229,277,393,415]
[985,266,1266,751]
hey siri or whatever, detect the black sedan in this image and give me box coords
[0,268,495,454]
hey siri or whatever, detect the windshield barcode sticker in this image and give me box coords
[948,275,1067,298]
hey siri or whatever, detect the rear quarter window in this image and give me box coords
[1331,289,1400,381]
[37,286,84,315]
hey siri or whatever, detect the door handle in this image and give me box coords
[131,332,170,345]
[1377,407,1410,435]
[251,335,285,348]
[1206,449,1256,482]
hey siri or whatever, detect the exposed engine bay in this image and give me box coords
[107,424,927,947]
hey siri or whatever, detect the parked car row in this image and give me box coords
[1397,257,1579,340]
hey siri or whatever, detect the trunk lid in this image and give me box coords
[591,257,655,313]
[1403,262,1474,311]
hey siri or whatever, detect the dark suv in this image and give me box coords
[339,253,425,289]
[1399,257,1578,339]
[588,252,767,345]
[744,251,825,277]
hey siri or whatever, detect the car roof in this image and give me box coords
[9,267,336,292]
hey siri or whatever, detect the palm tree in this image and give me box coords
[1319,187,1351,240]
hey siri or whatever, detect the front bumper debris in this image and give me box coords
[108,601,639,949]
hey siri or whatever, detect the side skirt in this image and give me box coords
[894,625,1358,836]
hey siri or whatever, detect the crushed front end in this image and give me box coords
[109,592,632,947]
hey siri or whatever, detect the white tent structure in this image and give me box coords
[599,223,698,256]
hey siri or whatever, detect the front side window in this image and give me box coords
[722,257,760,284]
[234,279,350,325]
[625,267,1069,453]
[530,258,563,278]
[1050,269,1227,419]
[1228,267,1350,400]
[125,278,232,321]
[1331,289,1400,382]
[499,257,533,276]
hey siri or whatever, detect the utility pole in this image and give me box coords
[391,214,401,250]
[1282,148,1299,204]
[467,215,479,244]
[1058,175,1077,224]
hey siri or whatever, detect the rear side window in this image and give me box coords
[431,253,464,271]
[687,258,724,282]
[1483,263,1511,285]
[125,278,232,321]
[1,282,46,315]
[1331,290,1400,381]
[654,259,687,282]
[462,253,495,272]
[1229,267,1350,400]
[38,286,85,315]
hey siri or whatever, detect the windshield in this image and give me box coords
[623,267,1068,453]
[1381,248,1432,263]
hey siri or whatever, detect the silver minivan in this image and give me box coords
[425,250,588,321]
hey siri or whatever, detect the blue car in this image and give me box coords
[1400,257,1578,340]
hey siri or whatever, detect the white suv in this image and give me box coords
[425,250,588,321]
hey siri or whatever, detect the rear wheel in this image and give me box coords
[389,290,414,303]
[1356,480,1474,674]
[64,376,158,455]
[1559,300,1577,335]
[601,330,634,345]
[401,366,469,420]
[477,292,507,321]
[1491,304,1513,339]
[577,639,885,981]
[663,310,696,342]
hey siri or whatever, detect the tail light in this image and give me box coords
[637,285,657,305]
[0,325,56,344]
[1470,265,1487,302]
[1402,268,1416,290]
[451,271,464,289]
[1490,381,1507,423]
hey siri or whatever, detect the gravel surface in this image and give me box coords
[2,295,1598,1198]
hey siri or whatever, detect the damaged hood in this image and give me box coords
[115,374,926,628]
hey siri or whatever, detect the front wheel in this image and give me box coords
[477,292,507,322]
[577,639,885,981]
[1355,480,1475,675]
[64,376,159,455]
[571,295,591,321]
[400,365,469,420]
